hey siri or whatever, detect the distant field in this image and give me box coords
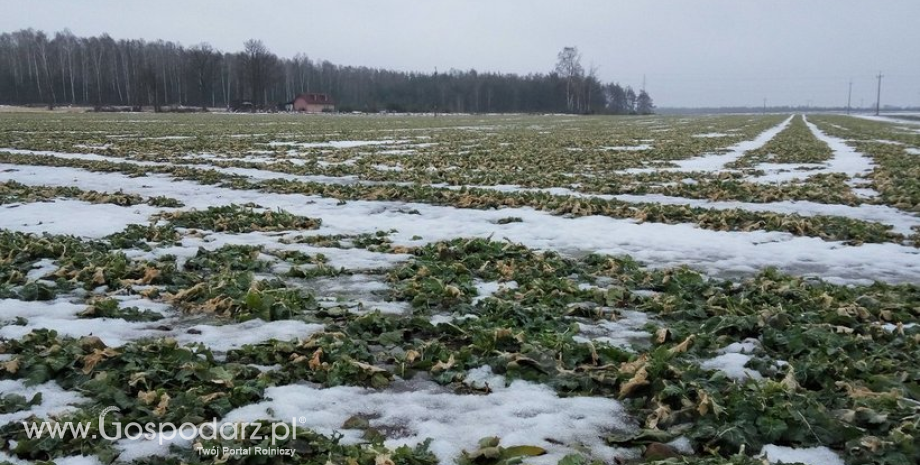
[0,112,917,465]
[0,105,91,113]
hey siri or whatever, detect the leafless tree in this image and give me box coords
[187,43,219,109]
[555,46,583,112]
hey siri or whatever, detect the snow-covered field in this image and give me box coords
[0,112,916,465]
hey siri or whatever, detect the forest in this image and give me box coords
[0,29,654,114]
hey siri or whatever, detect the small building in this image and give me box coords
[291,93,335,113]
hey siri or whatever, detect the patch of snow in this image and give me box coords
[748,163,828,184]
[718,338,760,354]
[268,139,409,149]
[463,365,507,390]
[429,314,454,326]
[852,188,880,199]
[26,258,58,281]
[116,434,192,463]
[631,290,660,298]
[602,144,652,151]
[881,322,917,332]
[143,136,192,141]
[0,200,161,238]
[53,456,105,465]
[110,296,173,316]
[371,163,405,172]
[472,280,518,303]
[307,274,409,315]
[0,298,320,351]
[573,309,651,350]
[0,380,87,426]
[760,444,844,465]
[667,436,694,455]
[701,353,762,380]
[175,319,325,352]
[0,452,28,465]
[144,232,412,272]
[692,133,729,138]
[224,380,636,465]
[0,298,167,347]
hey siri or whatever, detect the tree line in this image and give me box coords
[0,29,654,114]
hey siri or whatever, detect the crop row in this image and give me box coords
[0,152,908,246]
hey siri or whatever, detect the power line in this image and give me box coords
[875,72,884,116]
[847,80,852,115]
[618,73,920,82]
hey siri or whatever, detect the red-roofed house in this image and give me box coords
[292,93,335,113]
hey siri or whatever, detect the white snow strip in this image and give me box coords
[1,146,388,188]
[748,164,829,184]
[803,116,874,178]
[0,299,164,347]
[223,379,637,465]
[448,186,918,238]
[853,114,920,127]
[609,193,919,236]
[215,165,366,185]
[1,147,160,165]
[371,163,405,172]
[692,133,730,138]
[268,139,410,149]
[669,115,794,172]
[54,457,105,465]
[0,299,323,351]
[164,232,411,271]
[0,200,161,238]
[2,163,919,285]
[602,144,652,151]
[175,319,325,352]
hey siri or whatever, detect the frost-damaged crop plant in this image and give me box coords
[155,204,321,233]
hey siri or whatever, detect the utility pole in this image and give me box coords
[875,72,884,116]
[847,80,852,115]
[763,98,767,115]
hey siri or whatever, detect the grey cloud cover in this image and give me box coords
[1,0,917,107]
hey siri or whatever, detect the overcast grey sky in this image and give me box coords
[2,0,918,108]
